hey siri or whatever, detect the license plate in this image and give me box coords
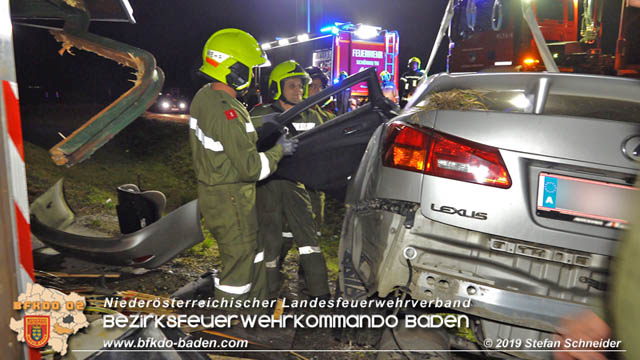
[536,173,636,229]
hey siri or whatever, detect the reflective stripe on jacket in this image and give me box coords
[250,101,323,137]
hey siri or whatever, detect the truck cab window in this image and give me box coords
[535,0,564,21]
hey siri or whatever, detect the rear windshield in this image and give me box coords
[416,89,640,123]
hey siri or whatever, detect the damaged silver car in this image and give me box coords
[338,71,640,358]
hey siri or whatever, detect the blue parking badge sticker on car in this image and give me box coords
[540,176,558,209]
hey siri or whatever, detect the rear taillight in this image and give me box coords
[426,132,511,188]
[382,122,429,172]
[382,122,511,188]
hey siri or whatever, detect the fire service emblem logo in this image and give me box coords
[24,315,50,348]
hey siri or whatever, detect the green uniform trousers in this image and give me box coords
[257,179,330,298]
[309,190,325,229]
[198,182,268,311]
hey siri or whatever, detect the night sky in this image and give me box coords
[12,0,449,102]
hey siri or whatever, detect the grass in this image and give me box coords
[414,89,489,112]
[318,198,345,281]
[187,225,217,256]
[88,218,104,228]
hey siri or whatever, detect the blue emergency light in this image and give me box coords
[320,25,340,35]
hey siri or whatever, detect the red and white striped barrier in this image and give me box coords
[3,80,35,286]
[2,1,38,357]
[2,80,39,360]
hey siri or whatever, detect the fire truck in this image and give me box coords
[259,22,400,98]
[447,0,640,77]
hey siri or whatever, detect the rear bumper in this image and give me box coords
[410,264,594,333]
[31,200,203,269]
[30,179,204,269]
[341,204,608,333]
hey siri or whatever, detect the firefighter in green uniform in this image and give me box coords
[306,66,336,120]
[189,29,298,310]
[304,66,335,229]
[250,60,331,300]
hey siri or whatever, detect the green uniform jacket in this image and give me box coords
[313,104,335,122]
[190,85,284,186]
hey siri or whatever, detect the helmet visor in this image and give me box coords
[227,61,252,90]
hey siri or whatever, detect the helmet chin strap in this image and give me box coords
[237,87,249,97]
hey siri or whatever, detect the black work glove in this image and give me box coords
[277,134,299,156]
[255,113,282,151]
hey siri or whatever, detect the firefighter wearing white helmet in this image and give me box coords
[190,29,298,309]
[399,56,424,107]
[250,60,330,300]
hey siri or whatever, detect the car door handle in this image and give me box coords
[343,125,362,135]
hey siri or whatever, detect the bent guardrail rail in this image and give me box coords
[11,0,164,166]
[47,29,164,166]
